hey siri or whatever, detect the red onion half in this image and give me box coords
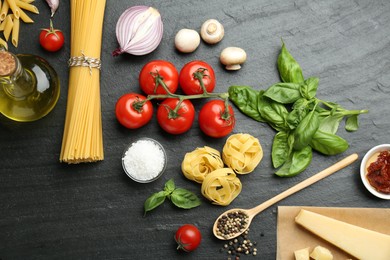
[113,6,163,56]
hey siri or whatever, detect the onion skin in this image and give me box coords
[113,6,163,56]
[45,0,59,17]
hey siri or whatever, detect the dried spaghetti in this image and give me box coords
[60,0,106,163]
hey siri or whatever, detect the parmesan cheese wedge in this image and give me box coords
[295,209,390,260]
[294,247,310,260]
[310,245,333,260]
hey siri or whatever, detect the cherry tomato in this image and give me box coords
[198,100,235,138]
[115,93,153,129]
[39,20,64,52]
[139,60,179,96]
[157,98,195,134]
[175,224,202,252]
[179,60,216,95]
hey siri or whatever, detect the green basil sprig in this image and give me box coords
[144,179,201,215]
[229,42,368,177]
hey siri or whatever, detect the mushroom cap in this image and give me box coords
[175,29,201,53]
[200,19,224,44]
[220,47,247,70]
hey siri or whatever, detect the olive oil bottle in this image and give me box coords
[0,48,60,122]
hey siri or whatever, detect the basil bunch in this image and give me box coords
[144,179,201,215]
[229,42,368,177]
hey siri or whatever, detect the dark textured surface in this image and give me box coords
[1,0,389,259]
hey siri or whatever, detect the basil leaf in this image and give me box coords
[300,77,319,99]
[275,146,312,177]
[263,82,302,104]
[228,85,265,122]
[144,191,167,215]
[258,93,289,131]
[345,115,359,132]
[272,131,289,168]
[318,113,344,134]
[293,109,320,150]
[310,130,349,155]
[290,146,312,175]
[164,178,176,194]
[171,188,201,209]
[277,42,304,83]
[274,156,292,177]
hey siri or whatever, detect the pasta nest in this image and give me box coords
[222,133,263,174]
[181,146,224,183]
[201,168,242,206]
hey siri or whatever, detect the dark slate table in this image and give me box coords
[1,1,389,259]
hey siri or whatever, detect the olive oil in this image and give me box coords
[0,51,60,122]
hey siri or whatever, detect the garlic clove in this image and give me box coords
[175,29,200,53]
[200,19,224,44]
[220,47,247,70]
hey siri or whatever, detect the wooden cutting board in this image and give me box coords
[276,206,390,260]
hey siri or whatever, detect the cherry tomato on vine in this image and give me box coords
[115,93,153,129]
[179,60,216,95]
[139,60,179,96]
[157,98,195,135]
[198,100,235,138]
[175,224,202,252]
[39,20,64,52]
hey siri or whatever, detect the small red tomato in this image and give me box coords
[198,100,235,138]
[157,98,195,134]
[115,93,153,129]
[175,224,202,252]
[179,60,216,95]
[39,20,64,52]
[139,60,179,96]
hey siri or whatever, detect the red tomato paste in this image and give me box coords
[366,150,390,194]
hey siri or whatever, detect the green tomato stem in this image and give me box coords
[144,70,231,118]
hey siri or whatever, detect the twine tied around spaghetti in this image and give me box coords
[68,51,101,75]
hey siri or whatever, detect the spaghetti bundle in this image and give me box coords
[60,0,106,163]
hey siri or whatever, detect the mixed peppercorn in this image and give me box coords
[216,210,249,239]
[220,229,258,259]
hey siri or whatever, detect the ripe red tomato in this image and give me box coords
[139,60,179,96]
[39,21,64,52]
[175,224,202,252]
[157,98,195,134]
[179,60,216,95]
[198,100,235,138]
[115,93,153,129]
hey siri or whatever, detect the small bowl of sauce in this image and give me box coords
[360,144,390,200]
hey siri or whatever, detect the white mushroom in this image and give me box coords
[220,47,247,70]
[200,19,224,44]
[174,29,200,53]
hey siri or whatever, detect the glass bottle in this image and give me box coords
[0,47,60,122]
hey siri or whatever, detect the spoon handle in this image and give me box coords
[248,153,359,216]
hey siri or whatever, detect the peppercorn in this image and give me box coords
[220,228,258,259]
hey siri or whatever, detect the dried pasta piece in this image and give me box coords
[2,14,13,40]
[222,133,263,174]
[6,0,20,19]
[0,0,9,21]
[11,13,18,46]
[0,37,8,49]
[201,168,242,206]
[182,146,224,184]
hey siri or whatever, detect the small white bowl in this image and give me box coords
[360,144,390,200]
[122,138,167,183]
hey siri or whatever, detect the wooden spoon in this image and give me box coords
[213,153,359,240]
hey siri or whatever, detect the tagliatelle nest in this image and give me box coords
[201,168,242,206]
[181,146,224,183]
[222,133,263,174]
